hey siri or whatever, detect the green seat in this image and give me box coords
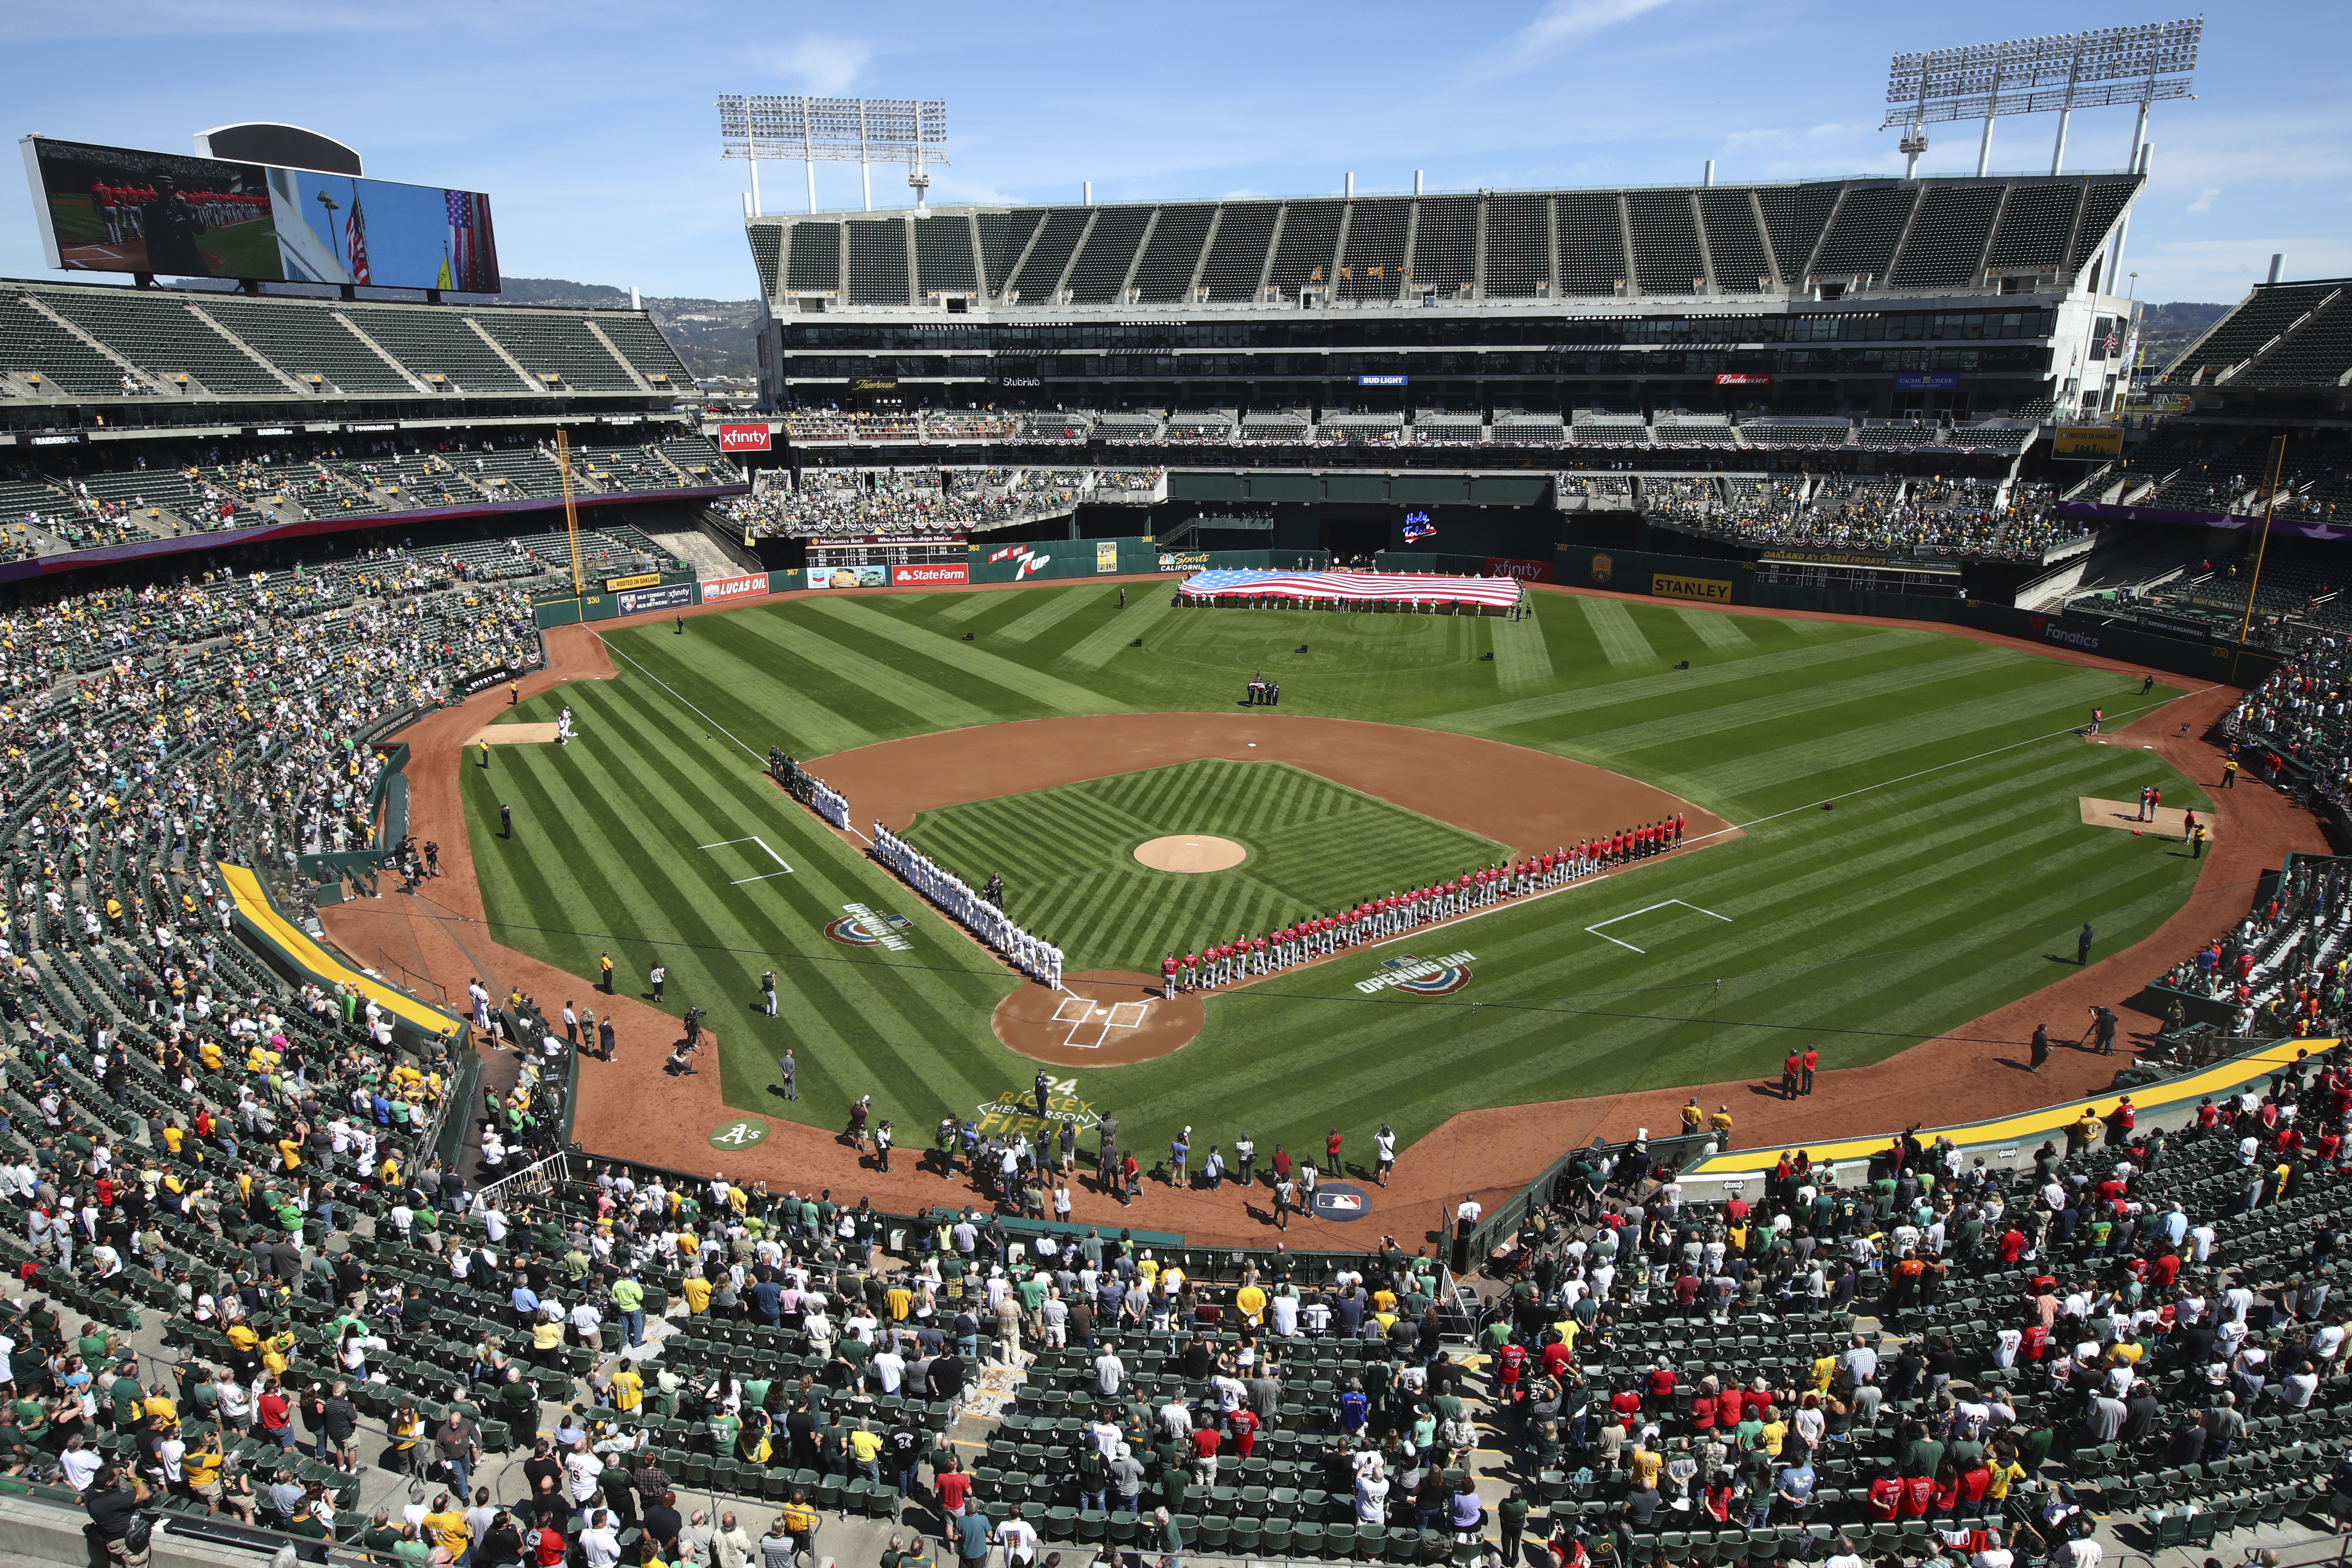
[1357,1523,1387,1560]
[1108,1512,1139,1547]
[1233,1518,1263,1555]
[1077,1510,1107,1544]
[1045,1505,1079,1538]
[1198,1515,1232,1552]
[1384,1527,1419,1564]
[1328,1521,1359,1559]
[1296,1521,1325,1556]
[1264,1519,1294,1556]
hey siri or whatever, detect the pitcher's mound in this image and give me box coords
[1134,835,1246,872]
[993,970,1204,1066]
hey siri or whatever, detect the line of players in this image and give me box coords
[870,823,1065,989]
[89,184,269,245]
[1160,815,1687,995]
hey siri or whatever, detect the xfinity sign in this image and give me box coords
[717,423,772,452]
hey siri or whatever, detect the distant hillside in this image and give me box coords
[169,273,763,380]
[2137,301,2233,371]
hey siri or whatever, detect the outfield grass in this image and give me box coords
[462,585,2213,1168]
[900,759,1507,974]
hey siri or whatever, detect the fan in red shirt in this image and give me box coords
[1226,1406,1259,1458]
[936,1467,972,1515]
[1865,1475,1903,1522]
[1899,1473,1935,1519]
[1496,1340,1529,1395]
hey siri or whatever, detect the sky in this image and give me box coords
[3,0,2346,306]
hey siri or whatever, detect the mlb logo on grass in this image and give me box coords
[1320,1191,1365,1213]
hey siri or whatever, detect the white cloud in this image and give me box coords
[2184,188,2221,214]
[755,34,870,94]
[1519,0,1675,51]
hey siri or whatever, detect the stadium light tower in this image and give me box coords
[1882,18,2199,178]
[717,94,950,216]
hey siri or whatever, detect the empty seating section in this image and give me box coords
[1198,203,1279,302]
[1755,184,1842,281]
[343,308,529,392]
[1810,185,1916,280]
[2069,178,2141,274]
[1338,199,1410,302]
[2164,285,2339,383]
[1410,196,1477,295]
[1268,202,1342,296]
[784,222,842,294]
[594,315,693,384]
[1008,210,1092,302]
[2229,296,2352,388]
[1695,189,1771,292]
[1132,207,1214,304]
[845,219,910,306]
[976,211,1043,300]
[1983,184,2079,271]
[37,290,285,395]
[472,314,639,390]
[749,225,783,298]
[660,435,738,478]
[1483,195,1550,299]
[1626,191,1705,295]
[1891,185,2002,289]
[0,297,127,395]
[1066,208,1154,304]
[913,216,978,298]
[1555,193,1626,297]
[197,298,415,395]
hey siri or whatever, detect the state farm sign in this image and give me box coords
[717,423,772,452]
[893,562,969,586]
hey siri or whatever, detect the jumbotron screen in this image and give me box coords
[18,135,499,292]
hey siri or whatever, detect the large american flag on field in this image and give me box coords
[1181,568,1524,608]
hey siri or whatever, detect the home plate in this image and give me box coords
[2077,797,2209,839]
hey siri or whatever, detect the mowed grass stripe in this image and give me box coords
[1061,599,1182,669]
[1580,597,1661,670]
[725,606,1007,730]
[798,595,1124,716]
[1568,643,2019,757]
[640,618,895,755]
[994,585,1110,645]
[1671,605,1759,655]
[1453,627,1926,730]
[1490,613,1556,690]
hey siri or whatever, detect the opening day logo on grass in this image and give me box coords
[1356,950,1475,995]
[974,1079,1102,1141]
[825,904,914,951]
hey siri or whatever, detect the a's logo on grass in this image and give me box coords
[1312,1182,1372,1221]
[709,1119,770,1149]
[1356,950,1475,996]
[974,1078,1101,1140]
[826,904,914,951]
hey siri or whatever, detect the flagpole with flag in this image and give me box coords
[343,178,370,286]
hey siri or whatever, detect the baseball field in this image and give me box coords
[460,582,2208,1171]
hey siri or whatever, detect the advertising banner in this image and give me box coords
[2052,426,2125,457]
[616,582,696,616]
[808,564,888,589]
[604,571,662,592]
[1714,373,1772,386]
[892,562,968,586]
[1095,540,1119,574]
[717,423,772,453]
[1652,573,1736,603]
[1484,556,1554,582]
[1895,373,1960,389]
[20,135,498,290]
[699,571,771,602]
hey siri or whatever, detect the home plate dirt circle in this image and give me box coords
[992,969,1204,1067]
[1134,835,1248,872]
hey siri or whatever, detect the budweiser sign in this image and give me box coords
[717,423,772,452]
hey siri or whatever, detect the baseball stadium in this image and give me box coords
[4,17,2352,1568]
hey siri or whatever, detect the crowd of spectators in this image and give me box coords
[1645,477,2086,563]
[721,469,1159,540]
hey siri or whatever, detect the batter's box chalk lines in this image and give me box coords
[1586,898,1734,954]
[1050,995,1150,1050]
[700,835,795,884]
